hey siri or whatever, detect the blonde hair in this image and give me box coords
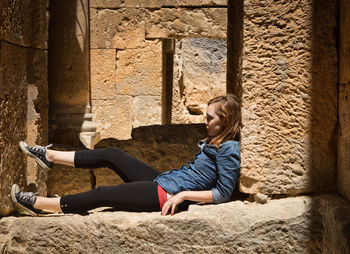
[207,94,241,147]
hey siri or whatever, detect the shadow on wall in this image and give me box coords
[46,123,209,197]
[48,0,91,148]
[95,124,208,173]
[309,0,339,252]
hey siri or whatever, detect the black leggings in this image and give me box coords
[60,147,162,213]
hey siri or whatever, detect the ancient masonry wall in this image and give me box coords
[0,0,48,216]
[239,0,338,195]
[89,0,227,140]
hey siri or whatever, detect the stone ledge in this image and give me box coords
[1,195,349,253]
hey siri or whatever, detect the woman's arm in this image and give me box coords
[161,190,213,216]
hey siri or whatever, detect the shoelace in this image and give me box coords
[18,191,38,204]
[28,144,53,153]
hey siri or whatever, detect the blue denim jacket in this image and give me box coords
[154,140,240,203]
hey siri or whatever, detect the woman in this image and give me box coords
[11,94,241,216]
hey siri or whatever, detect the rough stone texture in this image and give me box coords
[0,0,48,216]
[338,0,350,201]
[93,8,226,50]
[89,7,99,49]
[89,4,227,140]
[25,49,49,195]
[0,42,28,216]
[115,40,162,96]
[0,0,32,46]
[239,0,338,195]
[145,8,227,39]
[90,49,116,100]
[172,38,227,124]
[90,40,163,137]
[48,124,206,192]
[3,195,349,253]
[92,96,133,140]
[96,8,146,49]
[132,96,162,128]
[0,0,47,48]
[91,0,227,8]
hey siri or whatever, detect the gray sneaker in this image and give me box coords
[19,141,53,169]
[11,184,41,216]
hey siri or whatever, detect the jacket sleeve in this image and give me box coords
[211,143,241,203]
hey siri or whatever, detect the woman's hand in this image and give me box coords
[161,192,185,216]
[161,190,213,216]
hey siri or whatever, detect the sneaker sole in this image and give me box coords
[19,141,50,170]
[11,184,38,217]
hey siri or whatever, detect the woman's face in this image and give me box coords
[204,103,226,137]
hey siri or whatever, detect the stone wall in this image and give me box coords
[0,0,48,216]
[171,38,227,124]
[239,0,338,195]
[89,1,227,140]
[338,0,350,201]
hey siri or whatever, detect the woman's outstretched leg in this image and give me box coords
[11,182,160,216]
[35,196,62,213]
[19,141,74,168]
[74,147,160,182]
[46,150,74,167]
[20,142,160,183]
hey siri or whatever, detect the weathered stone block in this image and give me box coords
[132,96,162,128]
[92,97,133,140]
[90,7,98,49]
[0,0,32,46]
[0,42,29,216]
[96,8,146,49]
[92,8,226,49]
[172,38,226,124]
[25,49,49,194]
[145,8,227,39]
[239,0,338,194]
[1,195,341,253]
[31,0,47,49]
[90,49,116,100]
[116,40,162,96]
[0,0,46,48]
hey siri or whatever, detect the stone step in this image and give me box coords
[0,194,349,253]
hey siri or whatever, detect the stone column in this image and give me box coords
[239,0,338,195]
[338,0,350,201]
[49,0,98,148]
